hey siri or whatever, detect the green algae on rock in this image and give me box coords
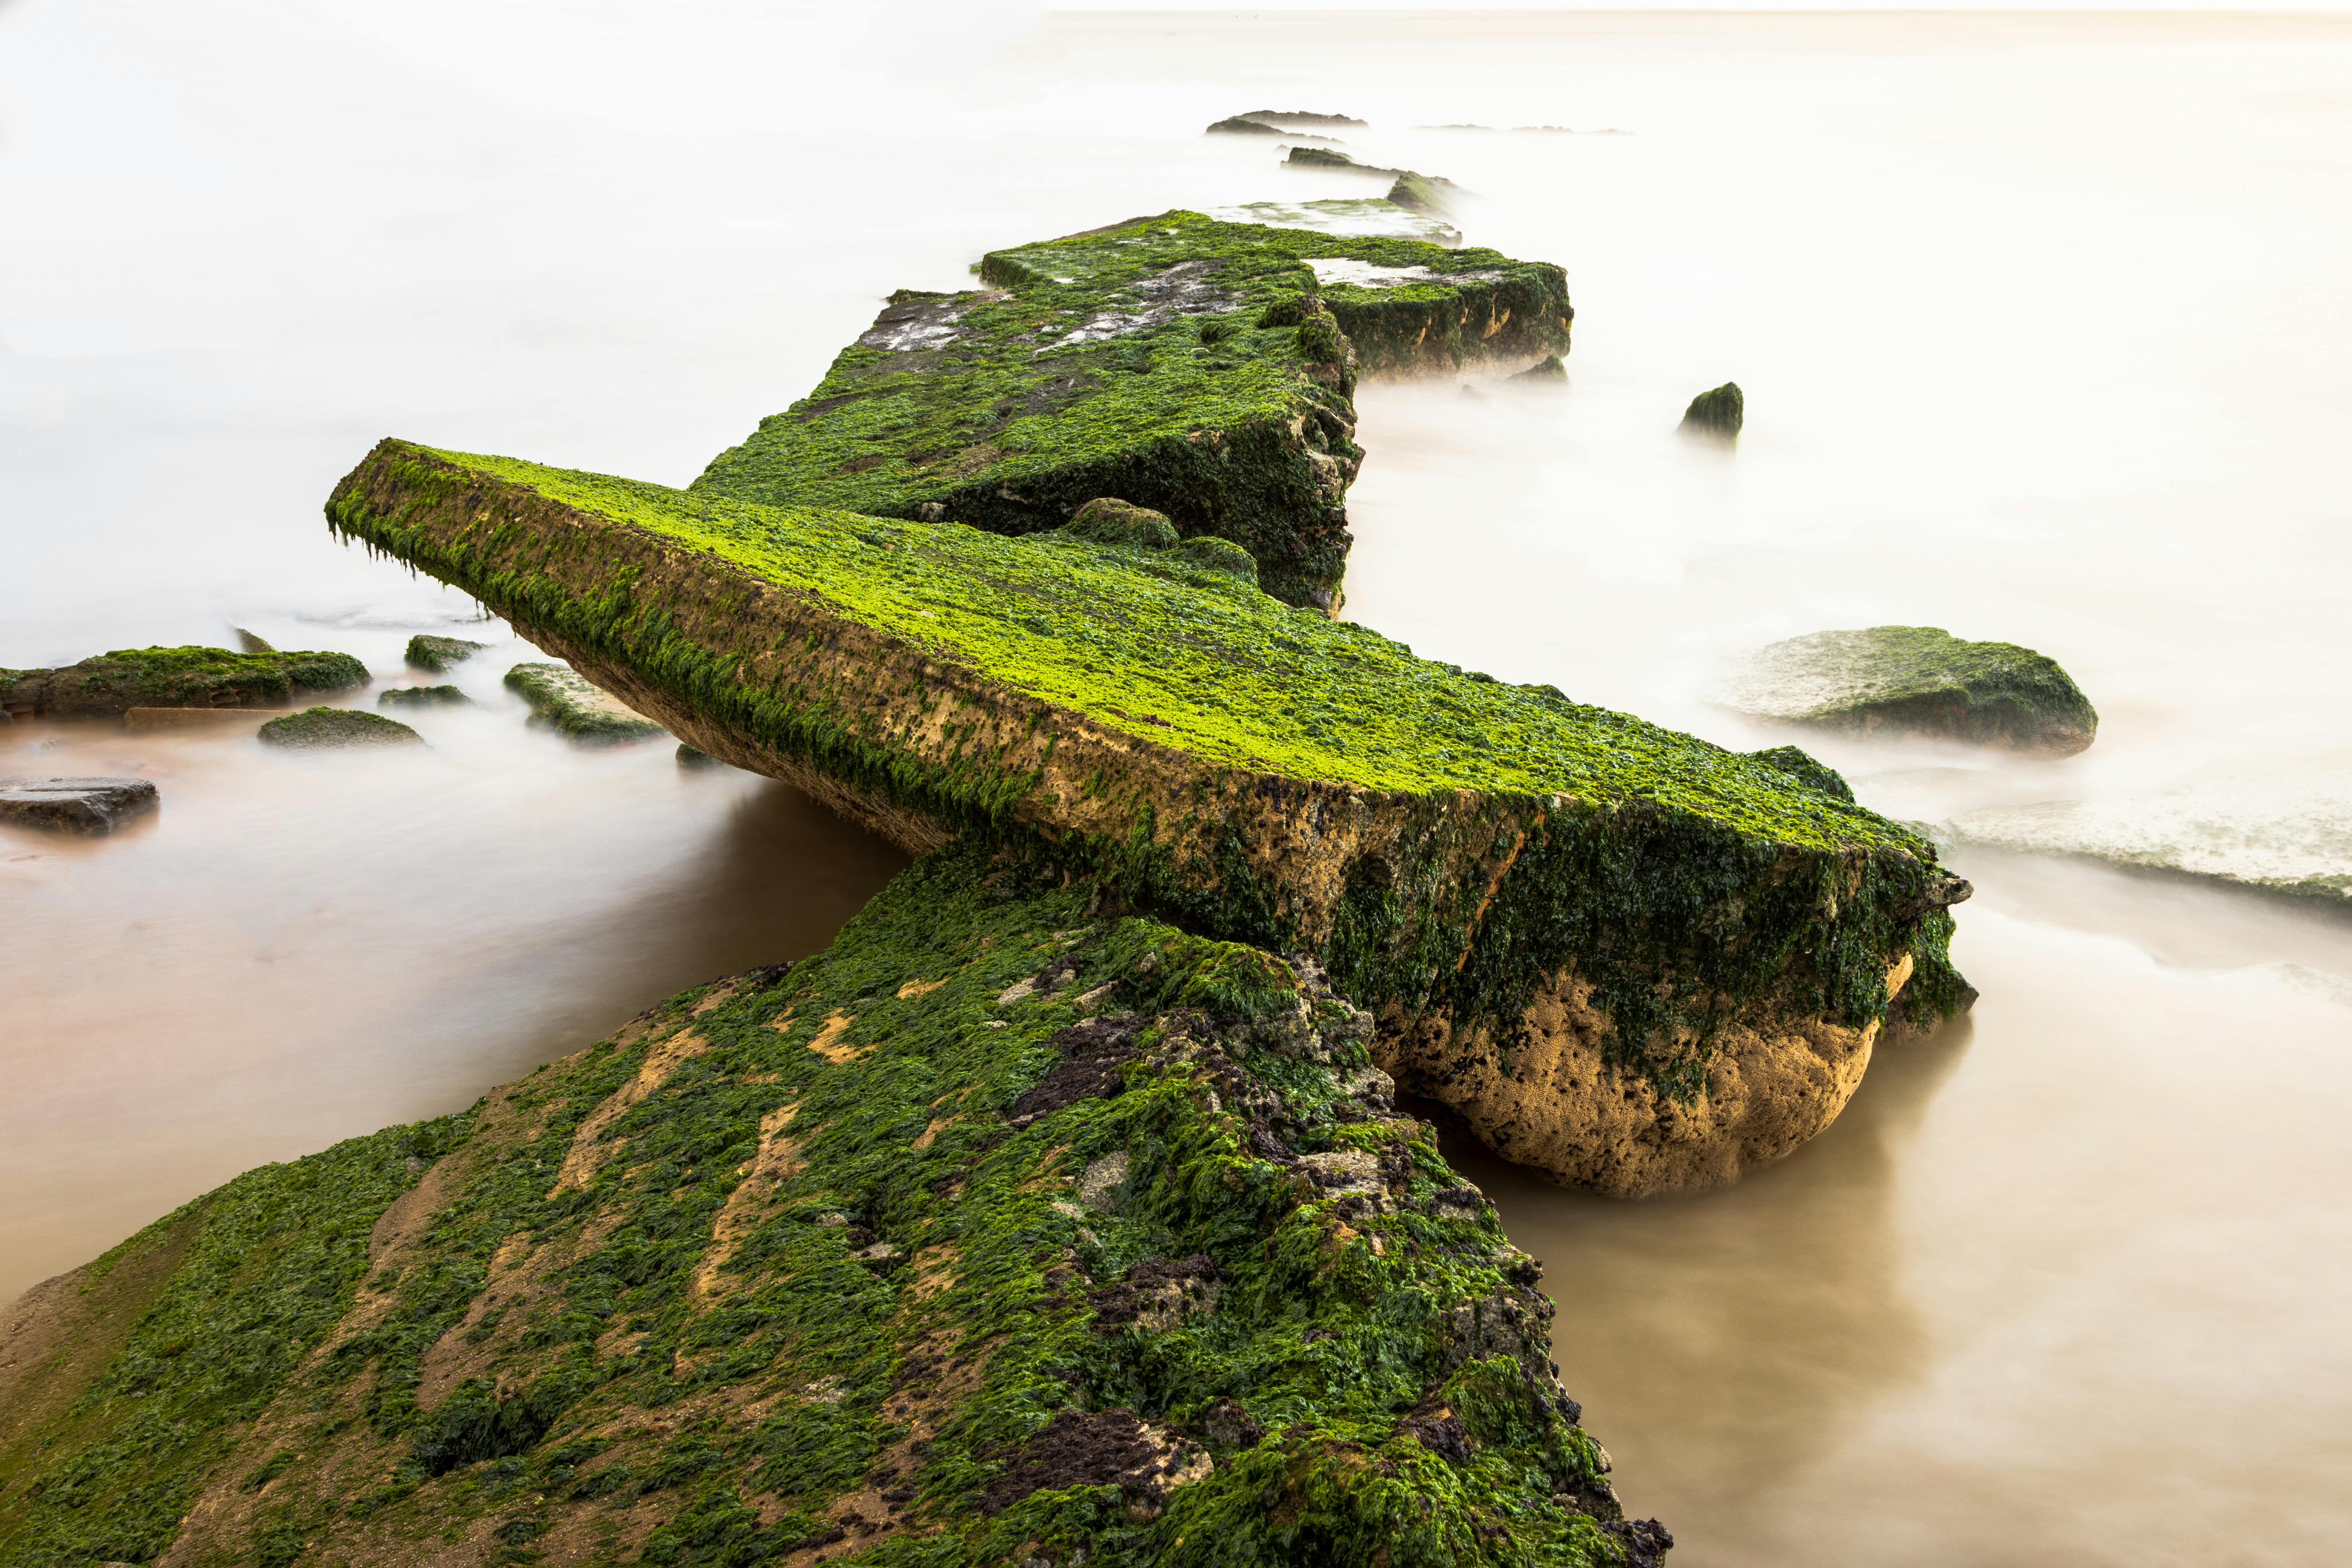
[406,633,488,672]
[505,662,668,742]
[0,845,1662,1567]
[687,211,1570,612]
[1678,383,1743,441]
[0,646,367,720]
[258,706,424,749]
[1748,745,1854,803]
[379,684,471,708]
[1726,626,2099,757]
[327,439,1972,1196]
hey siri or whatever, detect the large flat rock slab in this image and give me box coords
[0,776,159,833]
[1,645,366,720]
[0,844,1660,1567]
[329,439,1973,1196]
[689,210,1571,612]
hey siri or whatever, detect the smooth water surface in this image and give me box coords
[5,6,2350,1562]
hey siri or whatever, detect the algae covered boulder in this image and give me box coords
[0,844,1656,1566]
[379,684,469,708]
[1679,382,1743,440]
[504,661,667,741]
[1727,626,2099,757]
[405,633,487,672]
[328,439,1972,1197]
[258,706,423,748]
[0,646,366,720]
[1061,497,1180,549]
[687,211,1571,612]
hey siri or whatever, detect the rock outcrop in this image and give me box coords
[504,662,667,741]
[0,775,158,833]
[326,439,1973,1197]
[686,211,1571,613]
[1679,382,1743,441]
[0,846,1649,1566]
[0,646,366,720]
[1725,625,2099,757]
[257,707,423,749]
[405,633,487,672]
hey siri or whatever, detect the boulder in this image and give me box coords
[0,776,158,833]
[1724,626,2099,757]
[1511,353,1568,385]
[377,684,470,708]
[328,439,1973,1197]
[405,633,487,672]
[256,707,423,748]
[503,662,666,741]
[686,210,1571,613]
[0,843,1644,1565]
[1679,382,1744,440]
[1060,497,1180,549]
[0,646,367,720]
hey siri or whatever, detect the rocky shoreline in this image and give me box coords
[1,210,1975,1566]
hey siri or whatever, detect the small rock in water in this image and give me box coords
[1948,772,2352,903]
[405,634,487,673]
[258,707,423,749]
[1679,381,1744,441]
[0,777,159,833]
[1722,625,2098,757]
[1510,353,1568,385]
[503,662,666,742]
[378,685,469,708]
[232,627,275,654]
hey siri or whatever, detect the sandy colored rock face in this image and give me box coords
[1380,954,1916,1197]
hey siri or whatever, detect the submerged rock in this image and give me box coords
[0,646,366,720]
[0,844,1648,1565]
[404,633,487,672]
[1206,196,1461,246]
[1726,626,2100,757]
[0,776,158,833]
[1511,353,1569,384]
[258,706,423,748]
[1679,382,1744,440]
[1949,772,2352,902]
[330,439,1973,1197]
[686,210,1570,612]
[503,661,666,741]
[377,684,469,708]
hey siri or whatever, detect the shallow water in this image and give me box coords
[6,5,2351,1562]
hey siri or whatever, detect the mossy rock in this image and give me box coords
[1286,147,1401,176]
[1207,198,1461,247]
[378,684,470,708]
[327,439,1973,1195]
[1387,172,1463,218]
[1060,497,1181,550]
[1727,626,2099,757]
[687,211,1571,613]
[1679,382,1743,440]
[0,646,367,720]
[0,844,1660,1567]
[503,662,667,742]
[405,633,488,672]
[1511,354,1568,385]
[1236,108,1367,129]
[257,707,423,749]
[1748,745,1854,802]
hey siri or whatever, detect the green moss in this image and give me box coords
[503,662,667,742]
[9,846,1635,1564]
[1730,625,2099,756]
[1678,383,1742,440]
[378,684,470,708]
[688,211,1569,611]
[0,1116,465,1565]
[406,634,488,673]
[1747,745,1853,803]
[0,646,367,719]
[257,706,423,748]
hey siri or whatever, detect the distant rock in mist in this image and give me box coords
[1510,354,1568,385]
[1679,382,1744,441]
[1203,197,1460,246]
[1205,115,1345,144]
[1947,773,2352,904]
[1233,108,1366,129]
[1721,625,2099,757]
